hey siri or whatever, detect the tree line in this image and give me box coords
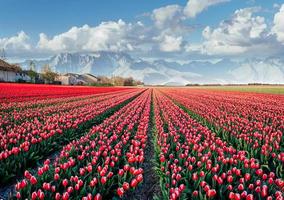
[93,76,144,86]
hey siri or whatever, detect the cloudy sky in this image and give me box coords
[0,0,284,64]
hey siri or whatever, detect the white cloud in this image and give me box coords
[150,4,194,53]
[201,7,268,55]
[37,20,140,53]
[0,31,31,53]
[273,3,280,9]
[154,34,183,52]
[2,2,284,64]
[184,0,230,18]
[272,4,284,44]
[152,5,183,28]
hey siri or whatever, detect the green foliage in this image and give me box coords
[189,85,284,94]
[41,64,58,83]
[90,82,114,87]
[27,70,37,82]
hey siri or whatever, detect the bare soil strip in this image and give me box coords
[124,91,161,200]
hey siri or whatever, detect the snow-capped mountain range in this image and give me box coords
[20,51,284,85]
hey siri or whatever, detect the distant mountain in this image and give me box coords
[228,58,284,84]
[20,52,284,85]
[21,52,133,75]
[20,51,200,85]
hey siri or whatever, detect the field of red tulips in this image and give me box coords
[0,84,283,199]
[160,88,284,177]
[153,89,284,200]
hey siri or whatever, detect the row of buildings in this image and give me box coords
[0,59,99,85]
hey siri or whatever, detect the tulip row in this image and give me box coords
[160,88,284,178]
[0,83,128,111]
[0,89,136,150]
[0,94,102,125]
[0,89,140,157]
[0,90,123,113]
[0,89,142,185]
[153,89,283,200]
[15,89,151,199]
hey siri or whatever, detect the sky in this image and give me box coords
[1,0,284,84]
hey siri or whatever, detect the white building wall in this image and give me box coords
[0,70,17,82]
[56,76,71,85]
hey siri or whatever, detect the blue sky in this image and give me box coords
[0,0,280,39]
[0,0,185,39]
[0,0,284,61]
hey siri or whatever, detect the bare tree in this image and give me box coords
[41,64,58,83]
[124,77,135,86]
[28,61,37,83]
[29,61,36,71]
[111,76,124,86]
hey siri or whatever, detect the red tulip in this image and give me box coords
[123,164,130,171]
[31,192,37,200]
[38,191,44,200]
[62,192,69,200]
[20,179,27,189]
[16,192,21,199]
[136,174,143,182]
[192,190,198,197]
[123,182,130,190]
[62,179,69,187]
[130,178,138,188]
[67,186,73,193]
[87,165,92,172]
[192,173,198,181]
[160,156,166,162]
[238,184,244,191]
[30,176,37,185]
[101,176,107,185]
[241,191,247,198]
[54,173,60,181]
[75,184,80,191]
[24,170,31,179]
[246,194,254,200]
[261,185,268,197]
[207,189,216,198]
[118,169,124,176]
[229,192,235,199]
[244,173,251,181]
[176,174,182,181]
[117,187,124,197]
[94,193,102,200]
[55,193,61,200]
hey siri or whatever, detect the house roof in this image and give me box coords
[0,59,22,72]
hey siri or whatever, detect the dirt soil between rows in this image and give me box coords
[123,94,161,200]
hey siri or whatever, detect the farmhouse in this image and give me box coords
[0,59,31,82]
